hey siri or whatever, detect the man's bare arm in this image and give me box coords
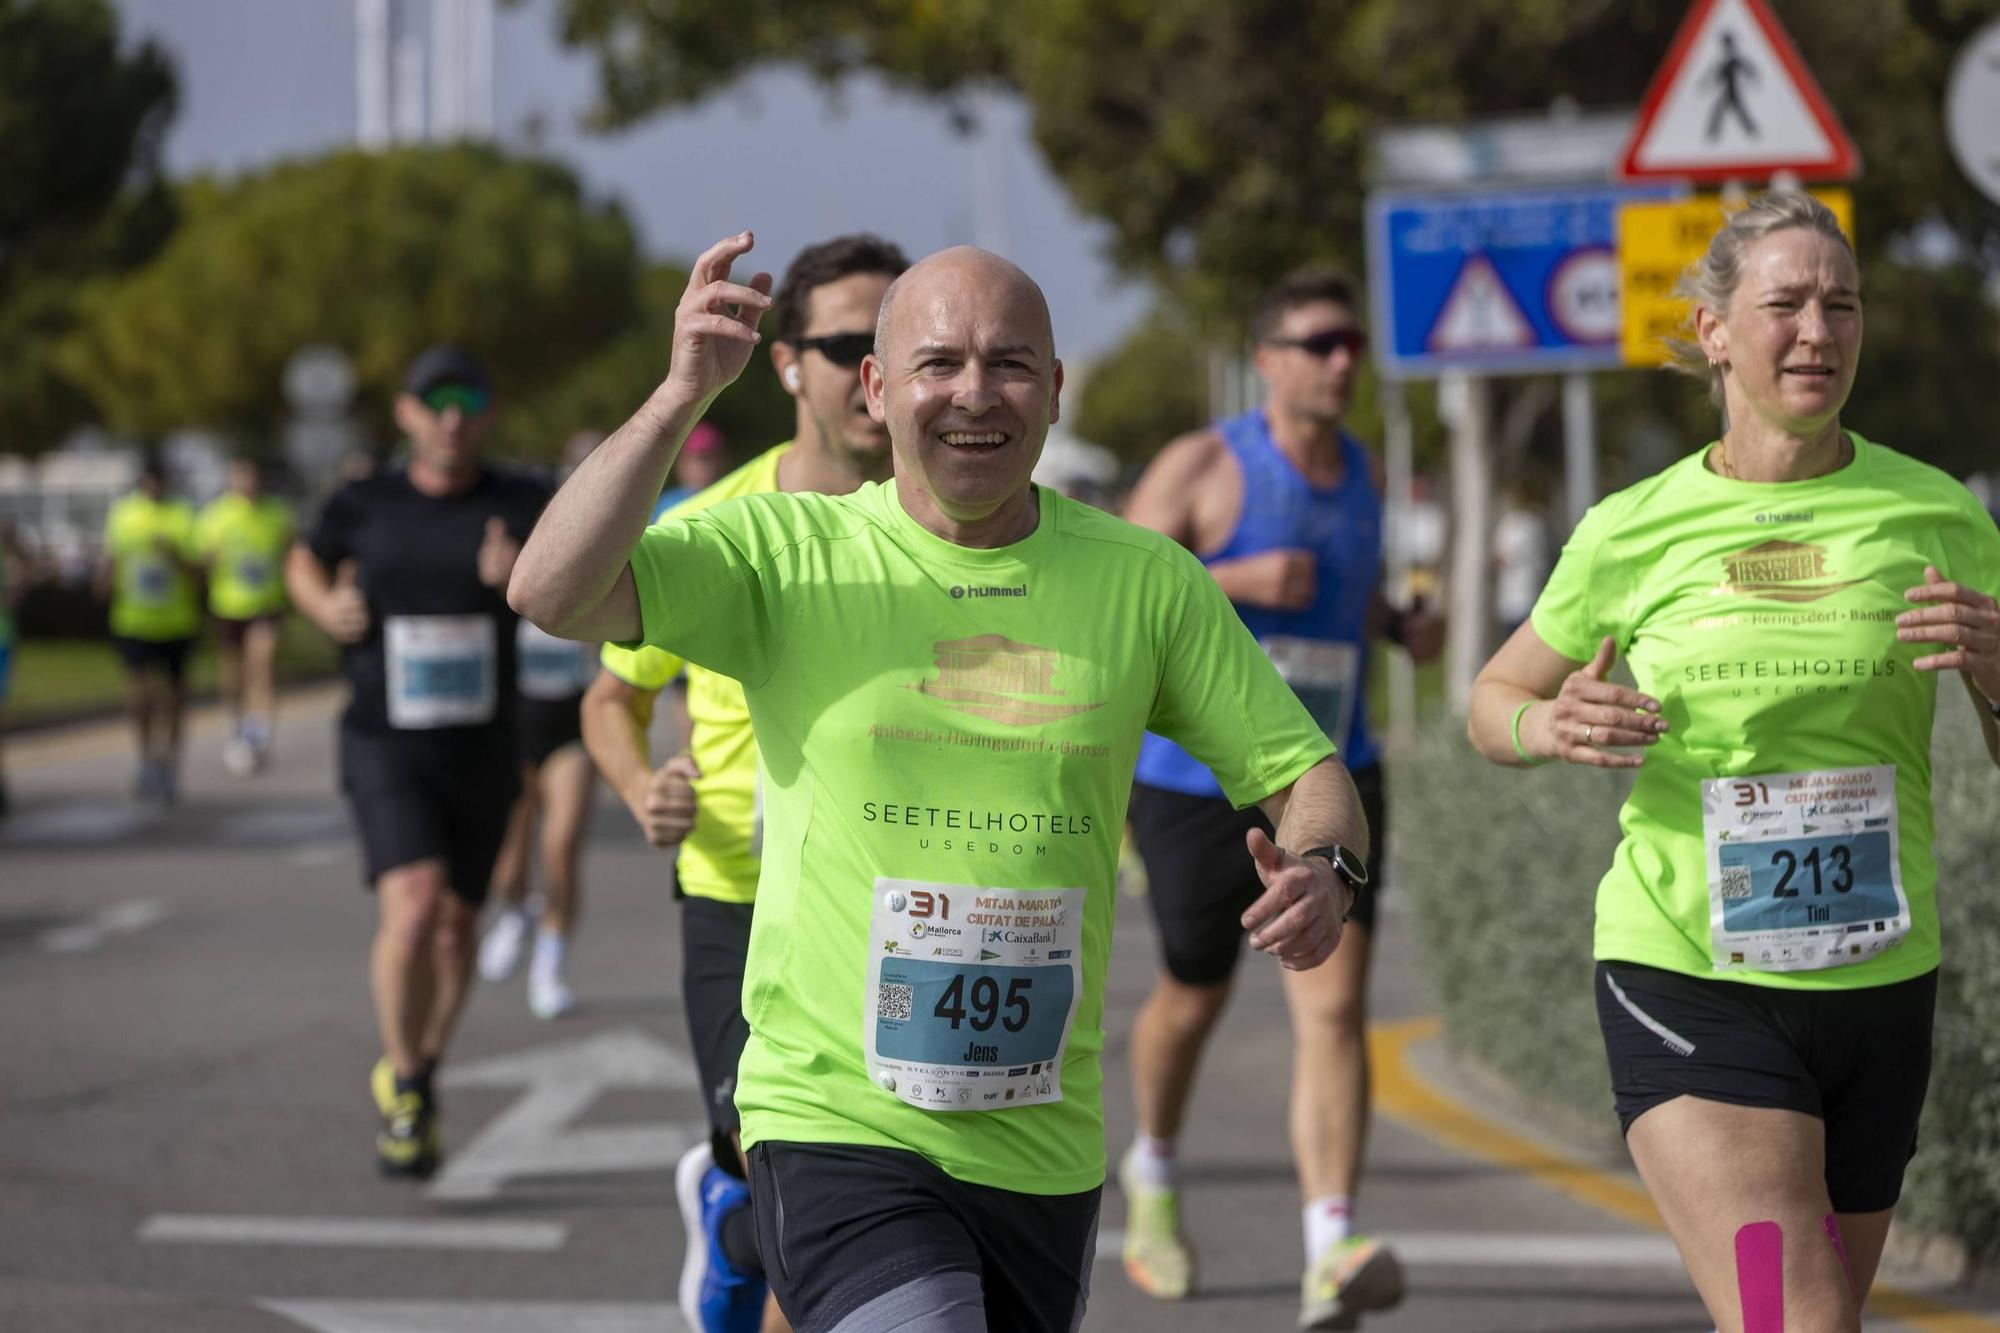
[1123,430,1223,549]
[510,232,773,643]
[1238,756,1370,971]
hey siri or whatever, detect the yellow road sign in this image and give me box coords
[1617,188,1853,367]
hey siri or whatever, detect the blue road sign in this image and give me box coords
[1367,184,1680,380]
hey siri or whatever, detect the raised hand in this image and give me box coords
[665,231,775,409]
[326,559,370,644]
[1239,827,1343,971]
[1545,636,1666,769]
[638,751,702,849]
[477,516,520,591]
[1900,564,2000,702]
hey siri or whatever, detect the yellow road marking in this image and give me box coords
[1369,1016,1999,1332]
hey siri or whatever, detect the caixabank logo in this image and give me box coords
[1715,540,1865,603]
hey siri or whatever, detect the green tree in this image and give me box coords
[550,0,1999,314]
[550,0,2000,473]
[61,145,643,456]
[497,261,794,462]
[0,0,178,451]
[1070,308,1207,465]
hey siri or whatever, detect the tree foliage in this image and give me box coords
[0,0,178,451]
[1070,308,1207,465]
[61,146,644,454]
[496,261,794,462]
[550,0,2000,475]
[551,0,2000,312]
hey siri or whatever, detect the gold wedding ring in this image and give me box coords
[1583,724,1596,746]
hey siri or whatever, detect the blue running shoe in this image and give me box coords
[674,1140,766,1333]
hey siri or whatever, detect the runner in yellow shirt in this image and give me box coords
[1469,192,2000,1332]
[196,457,295,775]
[517,233,1368,1333]
[580,233,908,1333]
[99,456,203,803]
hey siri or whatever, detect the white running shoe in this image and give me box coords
[223,737,257,778]
[477,908,530,982]
[528,969,575,1020]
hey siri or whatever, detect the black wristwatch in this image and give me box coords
[1298,844,1369,921]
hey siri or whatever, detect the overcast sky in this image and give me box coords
[114,0,1152,367]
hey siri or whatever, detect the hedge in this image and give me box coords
[1398,695,2000,1267]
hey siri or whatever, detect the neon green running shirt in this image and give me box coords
[104,494,202,641]
[196,493,295,619]
[1532,433,2000,990]
[628,480,1333,1193]
[600,444,790,904]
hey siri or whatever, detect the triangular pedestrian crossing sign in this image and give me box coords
[1427,255,1534,354]
[1619,0,1859,182]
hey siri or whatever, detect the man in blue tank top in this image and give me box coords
[1116,270,1443,1330]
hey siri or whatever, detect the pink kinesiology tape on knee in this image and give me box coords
[1824,1213,1851,1278]
[1735,1220,1785,1333]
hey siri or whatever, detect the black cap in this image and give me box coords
[402,344,492,397]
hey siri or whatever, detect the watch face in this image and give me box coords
[1333,847,1368,887]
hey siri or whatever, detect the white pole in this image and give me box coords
[1382,379,1416,750]
[1561,371,1596,530]
[430,0,465,140]
[393,30,427,143]
[355,0,392,148]
[1445,375,1495,713]
[464,0,494,138]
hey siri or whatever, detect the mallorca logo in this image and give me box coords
[909,634,1105,727]
[1714,540,1865,604]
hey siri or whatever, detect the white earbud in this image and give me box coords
[784,366,802,390]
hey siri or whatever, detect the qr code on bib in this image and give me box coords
[1720,866,1753,901]
[877,982,914,1020]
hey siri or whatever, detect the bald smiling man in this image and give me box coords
[512,232,1369,1332]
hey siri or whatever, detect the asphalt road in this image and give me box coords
[4,688,1996,1332]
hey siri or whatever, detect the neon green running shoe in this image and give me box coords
[371,1059,440,1179]
[1118,1151,1193,1300]
[1299,1234,1404,1330]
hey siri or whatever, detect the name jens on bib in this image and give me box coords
[865,880,1084,1113]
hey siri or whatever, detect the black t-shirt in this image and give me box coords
[308,467,552,737]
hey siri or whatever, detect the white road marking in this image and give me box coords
[138,1215,566,1251]
[259,1300,683,1332]
[38,898,167,954]
[1382,1231,1684,1267]
[215,808,349,842]
[1092,1228,1682,1268]
[288,844,346,868]
[3,799,155,844]
[428,1027,704,1202]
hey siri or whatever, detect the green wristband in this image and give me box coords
[1510,700,1549,766]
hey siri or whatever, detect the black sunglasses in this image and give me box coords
[1266,327,1369,358]
[791,332,875,368]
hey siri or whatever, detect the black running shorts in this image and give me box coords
[1596,960,1937,1213]
[111,635,194,684]
[338,726,520,906]
[681,894,753,1159]
[515,695,584,768]
[1128,763,1385,986]
[748,1140,1099,1333]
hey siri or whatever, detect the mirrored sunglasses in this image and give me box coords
[421,382,491,415]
